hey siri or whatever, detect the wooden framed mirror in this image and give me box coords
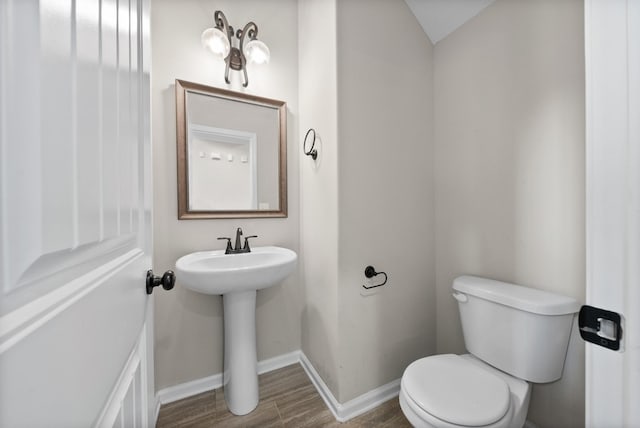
[175,79,287,219]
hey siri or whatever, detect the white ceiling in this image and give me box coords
[404,0,496,44]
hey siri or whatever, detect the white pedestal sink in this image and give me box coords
[175,246,297,415]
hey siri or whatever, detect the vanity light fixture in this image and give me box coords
[201,10,270,88]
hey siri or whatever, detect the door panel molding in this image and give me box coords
[96,326,149,428]
[0,0,152,425]
[1,234,137,312]
[0,0,147,297]
[0,248,143,355]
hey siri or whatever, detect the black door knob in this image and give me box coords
[146,270,176,295]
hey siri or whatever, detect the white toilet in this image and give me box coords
[399,276,580,428]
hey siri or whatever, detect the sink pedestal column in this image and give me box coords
[223,290,259,415]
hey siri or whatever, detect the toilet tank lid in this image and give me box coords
[453,276,580,315]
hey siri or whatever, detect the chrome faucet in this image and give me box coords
[218,227,258,254]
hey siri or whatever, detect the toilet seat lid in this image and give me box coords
[402,354,510,427]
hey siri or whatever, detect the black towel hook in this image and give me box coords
[362,265,388,290]
[303,128,318,160]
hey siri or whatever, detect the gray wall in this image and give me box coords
[298,0,436,403]
[433,0,585,426]
[298,0,341,396]
[336,0,436,403]
[151,0,300,391]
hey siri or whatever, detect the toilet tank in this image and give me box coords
[452,276,580,383]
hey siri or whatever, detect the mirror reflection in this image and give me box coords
[176,80,287,218]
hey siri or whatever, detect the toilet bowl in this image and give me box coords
[399,276,579,428]
[399,354,530,428]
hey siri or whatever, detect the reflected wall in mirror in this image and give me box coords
[176,79,287,218]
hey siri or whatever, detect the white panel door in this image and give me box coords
[585,0,640,426]
[0,0,153,426]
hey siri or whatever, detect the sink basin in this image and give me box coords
[174,245,297,416]
[175,246,297,295]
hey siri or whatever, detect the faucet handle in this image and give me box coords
[217,237,232,253]
[243,235,258,251]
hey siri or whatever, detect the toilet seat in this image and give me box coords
[401,354,512,427]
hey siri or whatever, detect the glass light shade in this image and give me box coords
[243,39,270,65]
[201,27,230,58]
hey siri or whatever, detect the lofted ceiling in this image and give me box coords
[404,0,496,44]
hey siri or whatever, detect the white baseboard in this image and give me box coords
[339,378,401,421]
[97,328,146,428]
[154,349,399,424]
[258,350,301,375]
[155,350,301,407]
[156,371,223,407]
[298,352,400,422]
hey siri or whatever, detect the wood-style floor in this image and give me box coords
[156,363,411,427]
